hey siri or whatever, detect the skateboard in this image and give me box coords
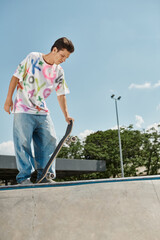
[37,120,74,183]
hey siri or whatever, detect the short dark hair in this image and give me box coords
[51,37,74,53]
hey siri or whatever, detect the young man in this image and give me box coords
[4,37,74,184]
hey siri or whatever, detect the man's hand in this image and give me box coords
[65,116,74,125]
[4,76,19,114]
[4,98,13,114]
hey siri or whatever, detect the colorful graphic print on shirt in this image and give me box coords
[13,52,70,114]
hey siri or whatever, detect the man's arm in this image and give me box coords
[4,76,19,114]
[57,95,74,124]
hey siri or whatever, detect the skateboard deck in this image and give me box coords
[37,120,73,183]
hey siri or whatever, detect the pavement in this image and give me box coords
[1,176,160,240]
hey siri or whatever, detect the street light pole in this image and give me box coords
[111,94,124,178]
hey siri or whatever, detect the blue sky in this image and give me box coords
[1,0,160,154]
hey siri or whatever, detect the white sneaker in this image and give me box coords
[19,179,32,185]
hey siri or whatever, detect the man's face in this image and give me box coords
[53,48,70,65]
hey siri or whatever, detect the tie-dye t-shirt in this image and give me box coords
[13,52,70,114]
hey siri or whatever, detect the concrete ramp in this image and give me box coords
[1,176,160,240]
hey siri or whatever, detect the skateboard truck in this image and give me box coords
[65,136,77,145]
[46,172,55,180]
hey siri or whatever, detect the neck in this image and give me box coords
[42,53,55,65]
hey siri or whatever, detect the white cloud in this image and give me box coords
[129,80,160,90]
[156,104,160,111]
[0,141,15,155]
[78,129,94,140]
[135,115,144,128]
[153,80,160,88]
[129,82,151,89]
[146,122,160,132]
[111,125,118,130]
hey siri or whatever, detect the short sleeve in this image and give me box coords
[55,68,70,96]
[13,54,31,82]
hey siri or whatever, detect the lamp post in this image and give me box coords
[111,94,124,178]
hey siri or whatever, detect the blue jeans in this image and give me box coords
[13,113,57,183]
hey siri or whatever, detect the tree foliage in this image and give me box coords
[57,137,84,159]
[57,125,160,179]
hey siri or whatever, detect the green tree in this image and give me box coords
[57,136,84,159]
[83,130,121,177]
[120,125,144,176]
[142,126,160,175]
[83,126,145,177]
[57,125,160,180]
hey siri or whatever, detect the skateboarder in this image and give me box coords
[4,37,74,184]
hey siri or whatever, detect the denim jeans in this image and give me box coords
[13,113,57,183]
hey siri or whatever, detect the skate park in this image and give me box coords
[1,174,160,240]
[1,155,160,240]
[1,0,160,239]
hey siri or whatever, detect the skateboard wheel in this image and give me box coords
[50,173,55,179]
[66,136,77,144]
[46,172,54,180]
[71,136,77,142]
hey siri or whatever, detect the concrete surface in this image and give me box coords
[1,176,160,240]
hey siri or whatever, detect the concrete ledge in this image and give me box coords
[56,158,105,171]
[0,155,106,183]
[0,155,17,169]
